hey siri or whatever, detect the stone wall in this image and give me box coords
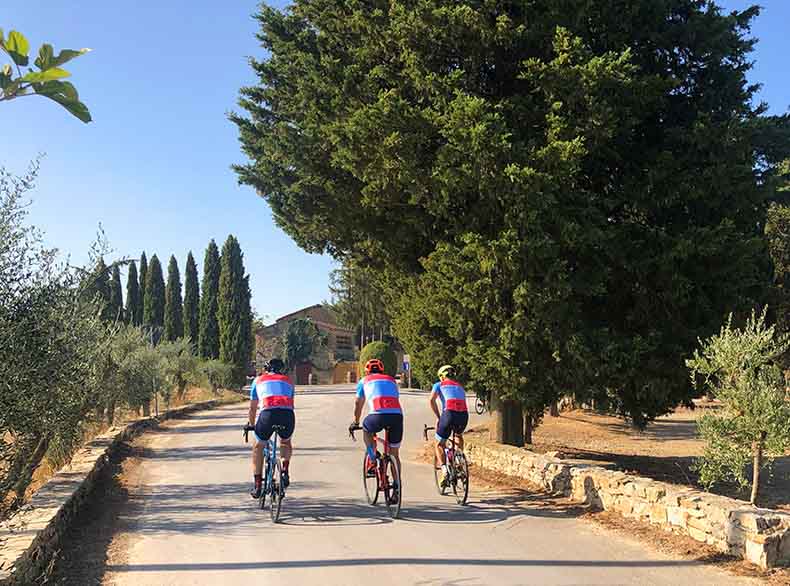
[464,440,790,569]
[0,399,230,585]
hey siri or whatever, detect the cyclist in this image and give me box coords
[350,358,403,503]
[430,364,468,487]
[248,358,295,498]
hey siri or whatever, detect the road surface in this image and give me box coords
[93,386,753,586]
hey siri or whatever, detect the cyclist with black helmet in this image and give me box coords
[248,358,295,498]
[350,358,403,503]
[430,365,469,487]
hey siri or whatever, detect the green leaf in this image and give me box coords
[33,80,92,122]
[5,31,30,67]
[52,47,90,67]
[0,63,11,90]
[22,68,71,83]
[34,43,55,69]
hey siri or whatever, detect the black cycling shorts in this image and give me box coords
[254,408,295,442]
[363,412,404,448]
[436,409,468,441]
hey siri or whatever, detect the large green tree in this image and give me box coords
[218,235,251,382]
[164,255,184,341]
[198,240,220,359]
[183,251,200,349]
[234,1,790,444]
[143,254,165,329]
[108,264,123,322]
[125,260,141,325]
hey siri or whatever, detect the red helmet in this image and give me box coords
[364,358,385,374]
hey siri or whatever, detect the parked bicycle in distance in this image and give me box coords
[348,424,402,519]
[244,423,287,522]
[424,424,469,505]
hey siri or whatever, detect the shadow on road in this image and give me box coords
[104,556,702,573]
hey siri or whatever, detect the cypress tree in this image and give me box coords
[109,264,124,322]
[89,257,112,321]
[143,254,165,328]
[125,261,141,325]
[183,252,200,349]
[218,235,250,381]
[139,252,148,324]
[199,240,220,359]
[164,255,184,341]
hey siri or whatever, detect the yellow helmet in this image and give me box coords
[437,364,455,379]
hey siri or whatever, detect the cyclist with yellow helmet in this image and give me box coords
[429,365,468,487]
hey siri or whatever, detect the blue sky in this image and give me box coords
[3,1,789,321]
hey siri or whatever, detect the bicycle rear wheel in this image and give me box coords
[383,456,401,519]
[270,459,283,522]
[452,452,469,505]
[433,451,447,495]
[362,453,379,505]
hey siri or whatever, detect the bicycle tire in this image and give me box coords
[433,451,447,495]
[270,459,283,523]
[362,453,379,505]
[452,452,470,505]
[383,456,401,519]
[475,396,485,415]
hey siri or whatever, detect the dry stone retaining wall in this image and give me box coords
[0,399,230,585]
[465,440,790,569]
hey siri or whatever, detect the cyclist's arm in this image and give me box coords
[248,379,258,427]
[429,391,441,420]
[353,379,365,424]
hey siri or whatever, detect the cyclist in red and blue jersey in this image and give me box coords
[248,358,295,498]
[430,365,468,487]
[350,358,403,502]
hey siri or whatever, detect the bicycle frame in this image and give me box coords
[263,434,278,494]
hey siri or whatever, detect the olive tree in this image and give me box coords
[686,309,790,505]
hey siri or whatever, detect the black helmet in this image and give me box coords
[264,358,285,374]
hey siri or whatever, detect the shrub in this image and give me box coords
[358,341,396,378]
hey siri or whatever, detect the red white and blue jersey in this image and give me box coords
[251,373,294,413]
[431,379,467,412]
[356,374,402,414]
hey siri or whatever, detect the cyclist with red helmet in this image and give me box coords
[350,358,403,502]
[430,364,468,487]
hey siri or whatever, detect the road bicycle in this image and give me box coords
[244,423,287,523]
[424,424,469,505]
[348,424,402,519]
[474,392,489,415]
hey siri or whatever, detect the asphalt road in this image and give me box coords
[98,386,753,586]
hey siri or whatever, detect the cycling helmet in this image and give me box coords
[364,358,385,374]
[264,358,285,374]
[437,364,455,380]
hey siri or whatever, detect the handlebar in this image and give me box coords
[348,424,362,440]
[243,424,254,443]
[423,424,435,441]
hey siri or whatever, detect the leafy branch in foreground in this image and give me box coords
[0,28,91,122]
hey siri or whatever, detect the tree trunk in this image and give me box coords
[142,400,151,416]
[489,394,524,446]
[106,400,116,425]
[524,414,533,445]
[12,434,50,506]
[750,431,767,505]
[550,402,560,417]
[0,435,37,504]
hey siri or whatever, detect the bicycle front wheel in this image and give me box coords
[362,453,379,505]
[452,452,469,505]
[383,456,401,519]
[270,459,283,522]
